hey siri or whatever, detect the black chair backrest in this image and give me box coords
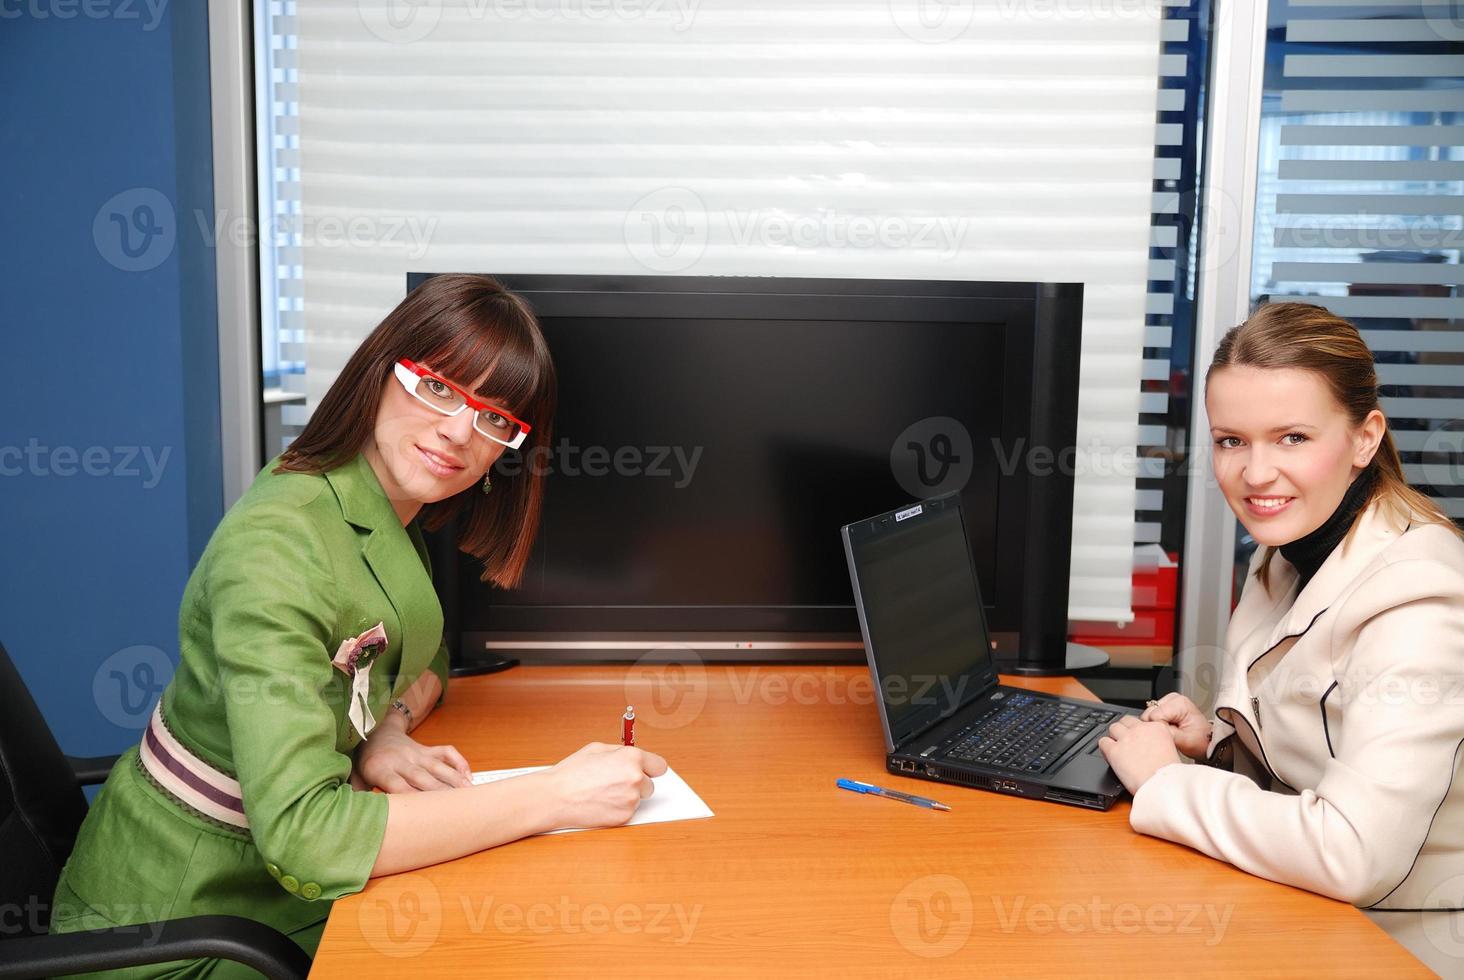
[0,641,90,938]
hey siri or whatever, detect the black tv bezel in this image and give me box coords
[410,273,1082,672]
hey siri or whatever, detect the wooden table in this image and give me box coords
[314,665,1428,977]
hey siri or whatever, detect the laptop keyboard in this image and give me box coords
[942,693,1118,774]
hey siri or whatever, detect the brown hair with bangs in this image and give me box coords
[1207,301,1461,593]
[276,274,557,588]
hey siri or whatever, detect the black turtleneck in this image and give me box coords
[1279,467,1377,591]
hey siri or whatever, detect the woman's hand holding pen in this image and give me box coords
[353,710,474,792]
[1140,693,1214,760]
[546,742,668,830]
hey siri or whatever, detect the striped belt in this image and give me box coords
[139,702,251,831]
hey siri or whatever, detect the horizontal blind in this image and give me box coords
[268,0,1168,620]
[1128,0,1197,620]
[257,1,301,384]
[1255,0,1464,517]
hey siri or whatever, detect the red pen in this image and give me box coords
[622,705,636,746]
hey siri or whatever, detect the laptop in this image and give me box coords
[841,493,1141,810]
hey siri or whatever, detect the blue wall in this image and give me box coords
[0,1,223,756]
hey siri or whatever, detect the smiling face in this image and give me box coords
[1206,365,1385,547]
[364,362,510,524]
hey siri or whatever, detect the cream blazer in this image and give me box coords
[1130,501,1464,909]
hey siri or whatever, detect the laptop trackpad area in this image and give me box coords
[1057,740,1124,794]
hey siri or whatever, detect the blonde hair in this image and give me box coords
[1206,302,1461,592]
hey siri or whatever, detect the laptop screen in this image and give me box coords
[844,498,998,747]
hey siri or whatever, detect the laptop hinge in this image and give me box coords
[894,681,999,757]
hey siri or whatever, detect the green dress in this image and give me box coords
[50,452,452,978]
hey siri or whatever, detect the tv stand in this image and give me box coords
[994,642,1109,677]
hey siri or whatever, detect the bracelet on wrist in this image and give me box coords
[389,698,414,729]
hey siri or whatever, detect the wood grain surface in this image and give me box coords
[313,665,1428,977]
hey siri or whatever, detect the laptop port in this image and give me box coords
[1044,789,1105,810]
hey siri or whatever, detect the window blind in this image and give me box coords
[1253,0,1463,517]
[260,0,1177,621]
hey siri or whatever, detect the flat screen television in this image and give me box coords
[412,274,1085,674]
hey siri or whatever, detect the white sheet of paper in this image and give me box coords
[470,765,714,835]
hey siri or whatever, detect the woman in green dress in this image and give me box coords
[50,274,668,977]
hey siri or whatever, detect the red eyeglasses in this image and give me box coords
[393,359,532,449]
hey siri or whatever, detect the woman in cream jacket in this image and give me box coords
[1099,302,1464,913]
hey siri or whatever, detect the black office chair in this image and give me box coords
[0,641,310,979]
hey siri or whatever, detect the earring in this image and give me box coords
[481,472,493,495]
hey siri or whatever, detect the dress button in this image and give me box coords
[265,863,282,880]
[301,882,322,901]
[280,874,300,894]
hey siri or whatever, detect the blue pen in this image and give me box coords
[837,778,951,811]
